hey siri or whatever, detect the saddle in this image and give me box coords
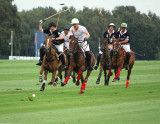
[120,46,126,57]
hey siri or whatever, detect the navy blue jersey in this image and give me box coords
[43,28,61,38]
[103,30,116,44]
[115,30,130,44]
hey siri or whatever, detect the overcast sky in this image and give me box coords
[13,0,160,16]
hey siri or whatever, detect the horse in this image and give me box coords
[96,38,113,85]
[63,46,76,83]
[40,34,64,91]
[61,36,95,94]
[111,38,135,88]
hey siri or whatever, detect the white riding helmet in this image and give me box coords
[71,18,79,24]
[109,23,115,27]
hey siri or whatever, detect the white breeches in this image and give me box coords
[121,44,130,52]
[55,43,64,53]
[64,42,69,49]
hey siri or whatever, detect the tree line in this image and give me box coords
[0,0,160,60]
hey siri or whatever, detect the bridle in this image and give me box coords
[113,40,119,56]
[44,37,57,62]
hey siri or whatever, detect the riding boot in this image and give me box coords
[59,53,67,70]
[125,52,131,70]
[94,54,102,70]
[36,46,45,66]
[85,51,94,70]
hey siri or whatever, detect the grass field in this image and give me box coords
[0,60,160,124]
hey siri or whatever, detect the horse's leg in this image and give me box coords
[39,66,44,82]
[112,68,121,82]
[53,66,63,85]
[80,70,92,94]
[104,67,108,85]
[50,71,57,86]
[40,70,48,91]
[126,62,134,88]
[80,73,85,93]
[60,74,63,83]
[73,71,76,83]
[64,70,67,78]
[48,71,54,85]
[61,66,73,86]
[76,70,83,86]
[96,65,103,84]
[106,69,112,85]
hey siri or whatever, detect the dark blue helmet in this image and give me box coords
[64,25,69,30]
[49,22,56,27]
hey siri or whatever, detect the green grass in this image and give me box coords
[0,60,160,124]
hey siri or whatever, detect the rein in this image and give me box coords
[70,39,86,59]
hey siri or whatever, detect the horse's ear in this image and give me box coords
[45,34,48,38]
[50,34,54,38]
[70,35,74,40]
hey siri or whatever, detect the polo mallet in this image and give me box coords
[56,3,65,28]
[42,6,71,21]
[99,8,107,28]
[56,48,68,60]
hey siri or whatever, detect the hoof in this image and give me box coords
[76,81,80,86]
[104,83,109,85]
[112,77,120,82]
[40,83,45,91]
[96,80,100,84]
[61,82,66,87]
[80,89,85,94]
[53,82,57,86]
[116,76,120,80]
[39,79,43,82]
[81,89,85,93]
[112,79,117,82]
[48,82,53,85]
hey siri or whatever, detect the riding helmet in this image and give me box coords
[121,23,127,28]
[64,25,70,30]
[108,23,115,28]
[71,18,79,24]
[49,22,56,27]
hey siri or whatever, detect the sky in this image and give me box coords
[13,0,160,16]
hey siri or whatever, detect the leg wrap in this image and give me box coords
[64,76,70,83]
[77,70,83,80]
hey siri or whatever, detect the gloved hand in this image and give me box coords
[39,20,43,24]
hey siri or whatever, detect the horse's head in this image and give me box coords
[100,38,109,53]
[112,38,120,55]
[44,34,53,53]
[68,36,79,55]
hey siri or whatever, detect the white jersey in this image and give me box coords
[61,31,71,49]
[70,25,88,42]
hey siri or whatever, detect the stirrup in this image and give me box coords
[126,65,129,70]
[63,66,68,71]
[94,65,98,70]
[88,66,94,70]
